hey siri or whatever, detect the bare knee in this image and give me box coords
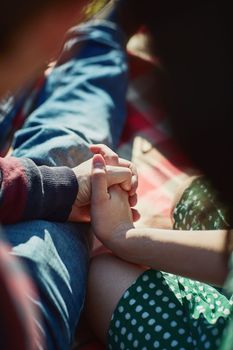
[85,253,145,343]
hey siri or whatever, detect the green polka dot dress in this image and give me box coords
[108,178,233,350]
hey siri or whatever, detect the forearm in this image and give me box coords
[108,227,229,286]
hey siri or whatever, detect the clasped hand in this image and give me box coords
[68,144,138,222]
[90,152,137,248]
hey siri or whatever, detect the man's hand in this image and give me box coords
[91,154,135,244]
[68,144,138,222]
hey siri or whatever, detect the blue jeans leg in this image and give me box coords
[12,21,128,167]
[4,220,90,350]
[7,21,128,349]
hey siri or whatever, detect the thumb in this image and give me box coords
[91,154,109,203]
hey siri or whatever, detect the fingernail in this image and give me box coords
[93,160,105,169]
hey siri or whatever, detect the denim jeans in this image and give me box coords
[3,21,128,350]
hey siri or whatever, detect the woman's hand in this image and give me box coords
[91,154,135,245]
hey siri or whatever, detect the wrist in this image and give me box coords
[106,222,135,256]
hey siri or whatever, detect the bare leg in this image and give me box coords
[85,253,146,344]
[140,214,173,229]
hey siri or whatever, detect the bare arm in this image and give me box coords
[90,154,230,286]
[108,227,229,286]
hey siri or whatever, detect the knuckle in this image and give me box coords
[92,171,105,181]
[109,154,119,161]
[125,168,132,177]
